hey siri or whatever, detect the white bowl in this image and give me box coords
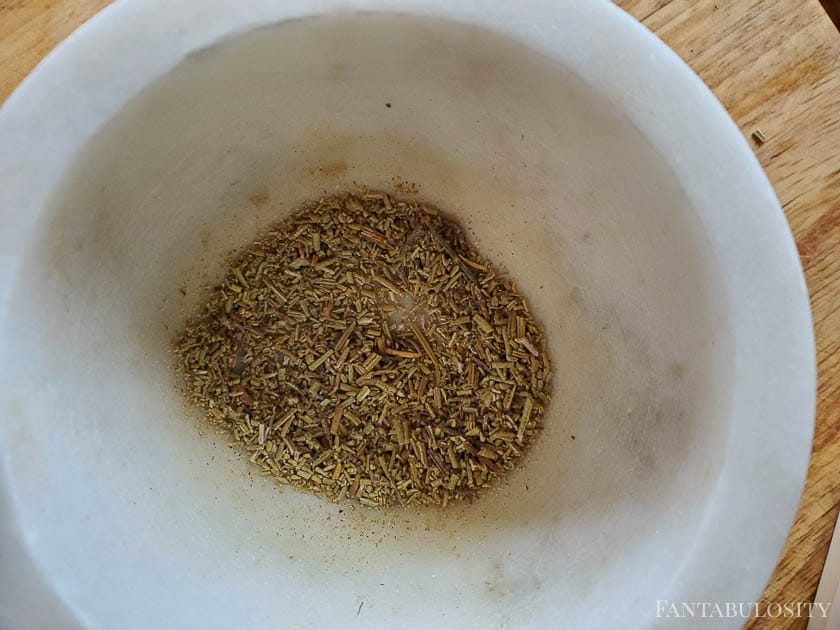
[0,1,815,628]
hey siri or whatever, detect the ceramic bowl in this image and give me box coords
[0,1,815,628]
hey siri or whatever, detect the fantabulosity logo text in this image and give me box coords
[656,600,831,620]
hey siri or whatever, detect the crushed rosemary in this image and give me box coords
[174,192,552,507]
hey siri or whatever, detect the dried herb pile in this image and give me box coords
[175,192,552,507]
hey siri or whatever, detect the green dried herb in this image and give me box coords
[174,192,552,507]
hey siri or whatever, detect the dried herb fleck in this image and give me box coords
[174,192,552,507]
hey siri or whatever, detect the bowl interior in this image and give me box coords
[4,12,738,628]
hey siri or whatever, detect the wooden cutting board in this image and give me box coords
[1,1,839,627]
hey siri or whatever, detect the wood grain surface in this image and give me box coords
[1,1,839,627]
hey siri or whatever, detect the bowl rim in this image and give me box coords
[0,0,816,625]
